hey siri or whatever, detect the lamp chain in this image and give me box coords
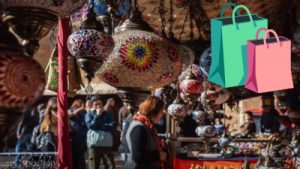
[189,6,194,40]
[132,0,138,10]
[159,0,166,36]
[85,82,93,99]
[89,0,95,11]
[168,0,174,39]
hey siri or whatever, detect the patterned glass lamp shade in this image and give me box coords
[68,3,114,82]
[97,29,184,89]
[0,53,45,108]
[167,98,188,119]
[0,0,86,17]
[180,77,202,94]
[68,29,114,60]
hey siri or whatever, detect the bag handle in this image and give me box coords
[255,28,269,40]
[263,29,282,48]
[220,2,240,17]
[232,5,254,27]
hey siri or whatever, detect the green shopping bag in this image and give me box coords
[208,4,268,88]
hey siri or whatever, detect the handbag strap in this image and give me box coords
[220,2,240,17]
[263,29,282,48]
[232,5,255,28]
[255,28,269,40]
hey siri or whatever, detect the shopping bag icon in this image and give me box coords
[245,29,294,93]
[209,4,268,88]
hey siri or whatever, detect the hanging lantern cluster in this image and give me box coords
[0,0,86,56]
[97,1,186,89]
[0,22,45,109]
[68,0,114,84]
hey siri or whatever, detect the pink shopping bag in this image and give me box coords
[245,29,294,93]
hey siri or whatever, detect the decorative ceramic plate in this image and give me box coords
[0,52,45,108]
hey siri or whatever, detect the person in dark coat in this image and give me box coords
[125,96,167,169]
[14,106,39,165]
[260,106,281,133]
[86,96,115,169]
[68,99,87,151]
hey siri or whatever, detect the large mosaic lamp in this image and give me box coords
[97,6,184,89]
[0,22,45,151]
[68,1,114,83]
[0,0,86,56]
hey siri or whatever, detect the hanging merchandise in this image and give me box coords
[199,47,211,77]
[181,45,195,70]
[97,0,185,89]
[68,0,114,95]
[208,3,268,88]
[0,0,86,17]
[245,29,293,93]
[0,0,86,56]
[45,47,81,97]
[178,64,203,82]
[192,109,206,123]
[180,72,202,95]
[195,125,216,137]
[0,53,45,108]
[167,95,188,120]
[0,22,45,109]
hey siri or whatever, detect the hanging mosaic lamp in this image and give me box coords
[181,45,195,70]
[167,95,188,120]
[68,0,114,83]
[179,66,203,102]
[0,22,45,108]
[180,72,202,94]
[199,47,212,77]
[0,0,86,56]
[97,3,184,89]
[192,109,206,123]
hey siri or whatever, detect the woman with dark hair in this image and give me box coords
[125,96,167,169]
[241,111,257,137]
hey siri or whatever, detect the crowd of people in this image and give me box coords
[14,95,168,169]
[14,93,299,169]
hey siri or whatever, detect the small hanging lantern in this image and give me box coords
[179,68,203,102]
[68,0,114,84]
[167,95,188,120]
[192,109,206,123]
[180,71,202,94]
[195,125,216,137]
[199,47,212,77]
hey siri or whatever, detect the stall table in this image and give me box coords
[173,154,258,169]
